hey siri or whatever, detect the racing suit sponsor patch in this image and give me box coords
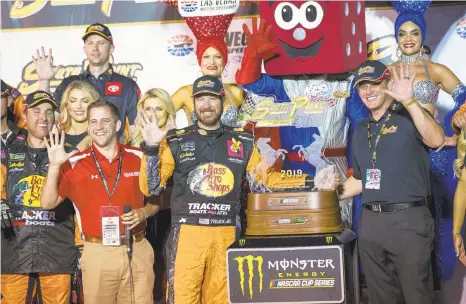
[13,175,44,208]
[9,153,25,161]
[188,202,232,216]
[187,163,234,197]
[181,141,195,151]
[227,138,243,158]
[17,210,57,226]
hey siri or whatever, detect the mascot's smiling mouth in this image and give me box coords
[279,37,324,59]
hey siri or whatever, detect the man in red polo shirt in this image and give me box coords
[41,99,157,304]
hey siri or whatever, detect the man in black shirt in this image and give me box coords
[338,60,444,304]
[33,23,140,143]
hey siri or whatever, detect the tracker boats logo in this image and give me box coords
[167,34,195,57]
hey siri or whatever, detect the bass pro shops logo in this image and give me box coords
[13,175,44,208]
[234,255,264,299]
[187,163,234,197]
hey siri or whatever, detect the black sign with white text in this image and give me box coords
[227,246,344,303]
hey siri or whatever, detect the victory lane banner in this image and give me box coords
[227,246,344,304]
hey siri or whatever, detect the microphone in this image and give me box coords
[123,205,133,260]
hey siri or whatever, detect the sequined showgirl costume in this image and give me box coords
[399,50,466,283]
[389,0,466,283]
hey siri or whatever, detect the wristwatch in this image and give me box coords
[402,97,417,108]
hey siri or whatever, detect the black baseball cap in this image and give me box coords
[192,75,225,97]
[25,90,57,110]
[82,23,113,44]
[353,60,391,87]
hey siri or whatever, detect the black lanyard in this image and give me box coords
[90,146,123,204]
[367,104,396,167]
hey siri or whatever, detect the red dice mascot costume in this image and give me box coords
[236,1,369,224]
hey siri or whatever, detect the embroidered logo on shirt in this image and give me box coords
[124,172,139,177]
[381,125,398,135]
[105,82,122,96]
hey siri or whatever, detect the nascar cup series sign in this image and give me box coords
[227,246,344,303]
[178,0,241,17]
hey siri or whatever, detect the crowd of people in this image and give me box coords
[1,3,466,304]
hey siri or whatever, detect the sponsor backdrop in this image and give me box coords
[1,2,466,126]
[227,246,344,303]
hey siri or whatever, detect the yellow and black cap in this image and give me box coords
[353,60,391,87]
[192,75,225,97]
[25,90,57,110]
[82,23,113,44]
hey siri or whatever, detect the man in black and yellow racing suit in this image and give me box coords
[1,91,78,303]
[139,75,313,304]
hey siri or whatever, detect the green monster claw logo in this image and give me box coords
[234,255,264,299]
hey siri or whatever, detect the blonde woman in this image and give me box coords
[59,80,99,151]
[453,129,466,267]
[130,88,176,301]
[130,88,176,147]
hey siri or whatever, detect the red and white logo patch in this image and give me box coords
[227,139,243,158]
[105,82,122,96]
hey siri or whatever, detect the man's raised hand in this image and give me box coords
[32,47,62,81]
[44,129,78,167]
[382,62,416,104]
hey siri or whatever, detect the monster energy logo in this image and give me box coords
[234,255,264,299]
[326,236,333,244]
[239,239,246,247]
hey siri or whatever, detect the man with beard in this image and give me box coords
[138,75,314,304]
[34,23,140,143]
[1,91,78,303]
[40,99,157,304]
[1,81,27,165]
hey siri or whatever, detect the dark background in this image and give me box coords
[2,1,466,30]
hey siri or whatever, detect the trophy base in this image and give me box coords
[245,191,342,236]
[245,209,343,236]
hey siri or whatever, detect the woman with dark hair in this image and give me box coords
[390,0,466,283]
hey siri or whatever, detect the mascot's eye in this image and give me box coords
[274,2,299,30]
[299,1,324,30]
[305,5,317,22]
[281,5,293,22]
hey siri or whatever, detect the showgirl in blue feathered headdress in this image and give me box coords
[391,0,466,284]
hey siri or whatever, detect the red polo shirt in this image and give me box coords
[59,142,145,237]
